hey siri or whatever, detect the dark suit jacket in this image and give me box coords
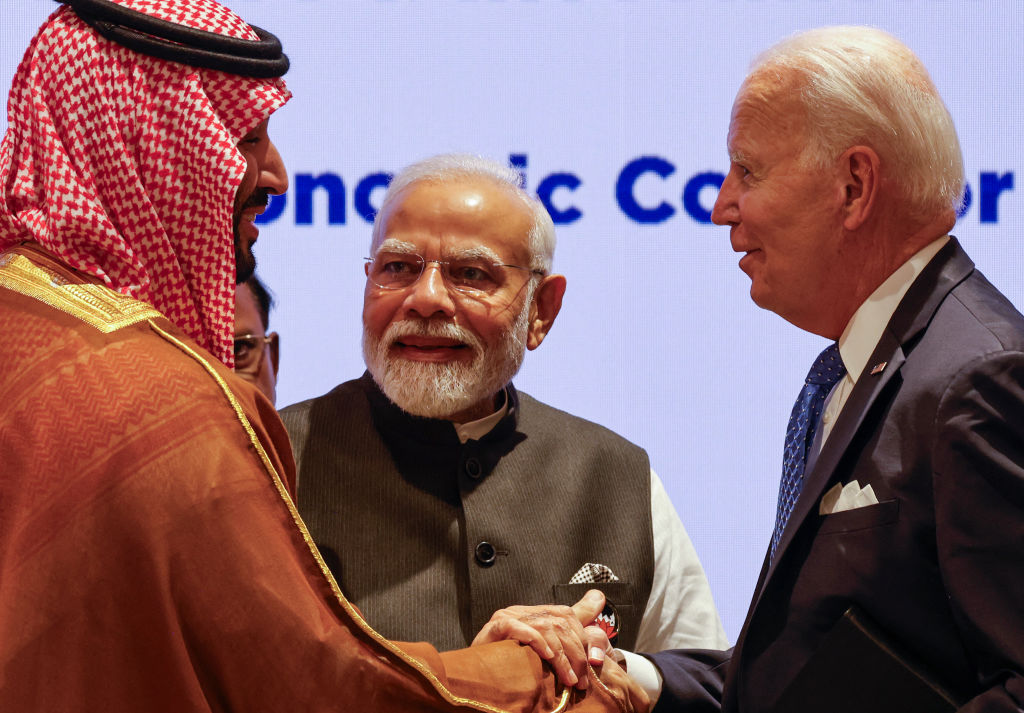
[651,238,1024,712]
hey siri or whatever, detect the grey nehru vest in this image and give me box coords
[280,372,654,651]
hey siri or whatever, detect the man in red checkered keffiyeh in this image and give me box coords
[0,3,647,711]
[0,0,290,365]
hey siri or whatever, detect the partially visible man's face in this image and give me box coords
[710,79,846,333]
[234,119,288,283]
[234,281,279,404]
[362,179,539,422]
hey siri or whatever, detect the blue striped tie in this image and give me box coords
[770,344,846,562]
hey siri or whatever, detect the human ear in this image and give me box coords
[841,145,881,230]
[268,332,280,376]
[526,274,566,350]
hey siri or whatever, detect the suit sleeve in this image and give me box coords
[644,648,730,712]
[934,351,1024,712]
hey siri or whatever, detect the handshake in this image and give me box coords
[471,589,650,713]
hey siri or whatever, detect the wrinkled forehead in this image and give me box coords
[372,179,534,259]
[374,239,507,266]
[727,72,808,150]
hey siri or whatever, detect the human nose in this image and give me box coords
[402,261,456,319]
[260,139,288,195]
[710,169,739,226]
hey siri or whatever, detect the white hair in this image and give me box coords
[748,26,964,220]
[371,153,556,273]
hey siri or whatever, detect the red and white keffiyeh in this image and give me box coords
[0,0,290,365]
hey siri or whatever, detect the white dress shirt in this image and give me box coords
[820,236,949,446]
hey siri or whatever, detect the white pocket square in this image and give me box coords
[568,563,620,584]
[820,481,879,515]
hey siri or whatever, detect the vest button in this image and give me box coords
[465,457,482,479]
[474,541,496,567]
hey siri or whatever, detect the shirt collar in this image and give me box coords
[454,389,509,443]
[838,235,950,383]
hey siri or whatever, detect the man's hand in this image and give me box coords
[471,589,610,689]
[587,653,651,713]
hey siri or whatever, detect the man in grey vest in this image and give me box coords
[280,153,726,689]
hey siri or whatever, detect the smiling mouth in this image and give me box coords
[391,332,476,361]
[732,242,761,260]
[394,339,468,351]
[234,195,267,239]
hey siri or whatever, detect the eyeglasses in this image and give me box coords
[364,251,545,296]
[233,333,273,375]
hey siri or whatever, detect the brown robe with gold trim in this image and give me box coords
[0,246,637,713]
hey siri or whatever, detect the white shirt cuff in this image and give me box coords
[617,649,663,704]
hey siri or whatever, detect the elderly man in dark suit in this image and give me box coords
[627,25,1024,713]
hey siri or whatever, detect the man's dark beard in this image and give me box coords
[233,188,270,283]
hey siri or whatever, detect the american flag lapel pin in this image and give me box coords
[870,361,887,376]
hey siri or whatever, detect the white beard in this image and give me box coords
[363,299,531,420]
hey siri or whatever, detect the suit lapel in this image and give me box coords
[749,238,976,608]
[766,335,906,579]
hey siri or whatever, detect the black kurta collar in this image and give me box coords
[357,371,525,501]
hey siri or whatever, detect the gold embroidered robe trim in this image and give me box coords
[0,251,162,332]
